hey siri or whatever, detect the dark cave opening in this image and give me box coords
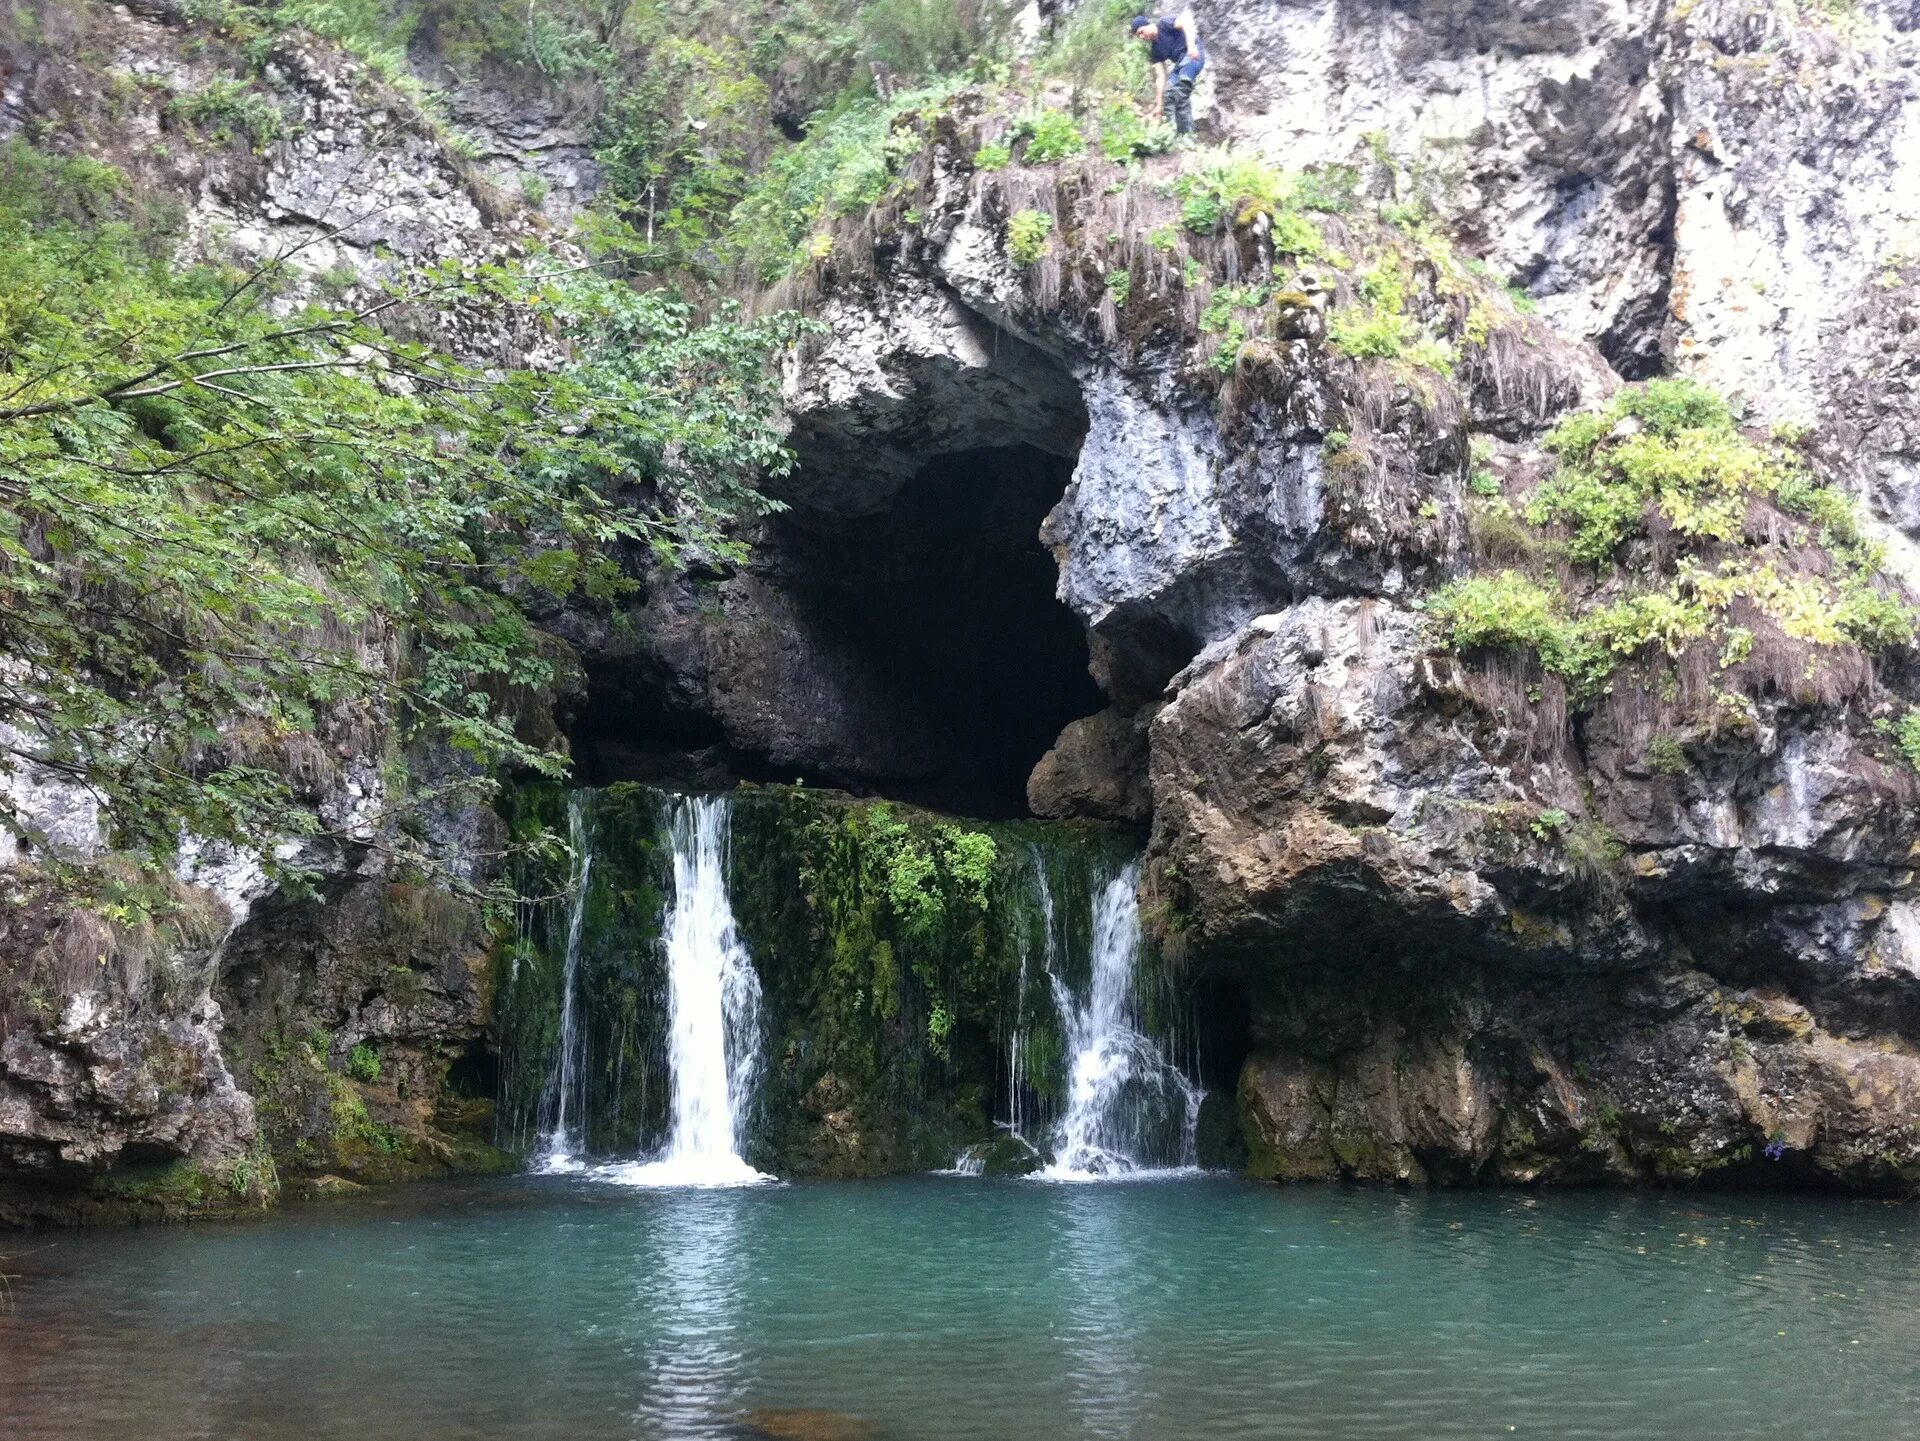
[776,444,1105,818]
[1191,974,1254,1096]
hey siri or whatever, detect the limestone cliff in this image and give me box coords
[743,0,1920,1191]
[7,0,1920,1218]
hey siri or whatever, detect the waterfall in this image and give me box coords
[533,793,594,1172]
[603,796,770,1188]
[1040,859,1203,1180]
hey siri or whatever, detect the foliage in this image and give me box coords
[1897,709,1920,772]
[1429,377,1916,700]
[1036,0,1149,105]
[0,145,808,885]
[592,36,775,280]
[857,0,1017,81]
[168,78,288,150]
[1644,735,1689,776]
[1013,109,1087,164]
[1007,208,1055,265]
[731,77,966,280]
[1097,104,1174,163]
[346,1043,381,1083]
[973,142,1012,171]
[1104,269,1132,306]
[1427,574,1606,694]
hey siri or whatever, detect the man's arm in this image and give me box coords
[1152,58,1167,115]
[1175,9,1201,58]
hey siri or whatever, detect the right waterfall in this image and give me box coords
[1041,858,1203,1180]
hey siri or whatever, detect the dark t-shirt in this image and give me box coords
[1148,17,1200,65]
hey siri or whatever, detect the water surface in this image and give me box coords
[4,1175,1917,1440]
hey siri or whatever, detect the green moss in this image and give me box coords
[92,1159,209,1209]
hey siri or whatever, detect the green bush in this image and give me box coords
[1037,0,1149,102]
[0,142,809,875]
[1007,208,1054,264]
[1430,377,1916,699]
[973,142,1012,171]
[1898,709,1920,771]
[1174,150,1293,229]
[1327,307,1411,360]
[1098,104,1175,163]
[346,1044,381,1083]
[168,78,287,149]
[732,77,968,280]
[1016,109,1086,163]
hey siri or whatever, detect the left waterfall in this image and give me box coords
[533,792,594,1172]
[605,795,771,1187]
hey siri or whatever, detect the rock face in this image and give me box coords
[0,875,261,1224]
[8,0,1920,1217]
[0,9,524,1221]
[1151,597,1920,1188]
[1197,0,1920,545]
[759,1,1920,1192]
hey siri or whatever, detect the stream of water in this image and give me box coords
[1041,860,1201,1180]
[6,1175,1917,1441]
[599,796,768,1188]
[533,793,594,1173]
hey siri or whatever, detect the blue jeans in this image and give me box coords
[1164,57,1204,135]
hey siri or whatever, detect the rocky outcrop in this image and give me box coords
[1149,596,1920,1188]
[0,870,264,1225]
[0,9,531,1220]
[8,0,1920,1215]
[761,21,1920,1190]
[1197,0,1920,543]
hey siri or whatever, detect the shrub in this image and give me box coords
[1170,149,1298,237]
[1098,105,1176,163]
[973,142,1012,171]
[346,1044,381,1084]
[1645,735,1689,776]
[1007,208,1054,264]
[1016,109,1086,163]
[1104,269,1132,306]
[1327,307,1410,360]
[1898,709,1920,771]
[1269,210,1325,259]
[168,78,287,149]
[1427,573,1597,688]
[860,0,1019,81]
[1038,0,1150,102]
[1433,376,1917,700]
[732,77,967,280]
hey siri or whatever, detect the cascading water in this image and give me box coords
[603,796,770,1188]
[1040,859,1203,1180]
[533,794,594,1173]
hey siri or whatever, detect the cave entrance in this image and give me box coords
[779,444,1103,817]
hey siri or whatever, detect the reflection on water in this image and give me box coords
[1055,1185,1146,1439]
[5,1176,1920,1441]
[633,1193,750,1437]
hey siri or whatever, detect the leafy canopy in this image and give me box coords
[0,144,808,885]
